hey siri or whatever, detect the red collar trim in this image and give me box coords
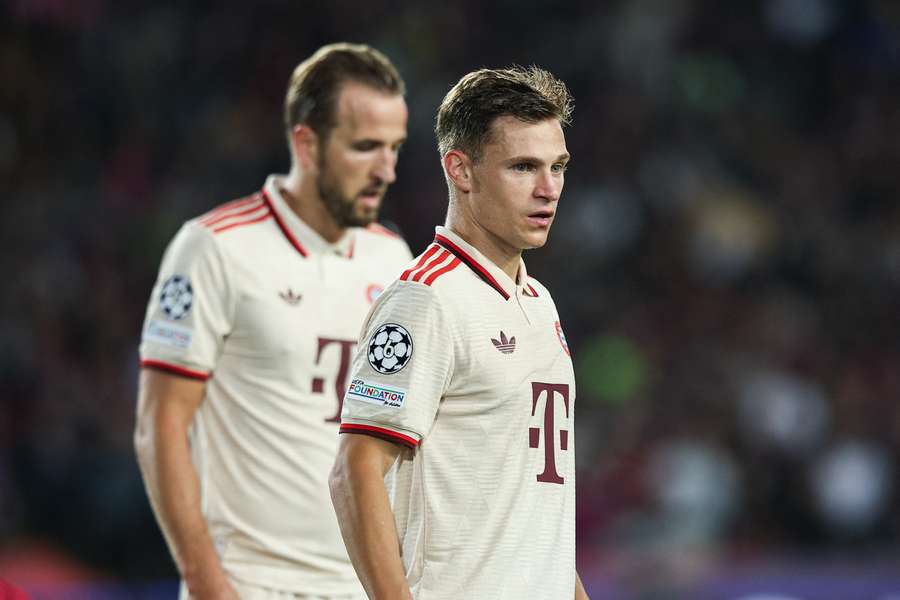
[434,234,510,300]
[262,189,308,258]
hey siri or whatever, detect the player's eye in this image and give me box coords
[512,162,535,173]
[551,163,568,174]
[353,141,379,151]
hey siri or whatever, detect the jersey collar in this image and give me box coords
[262,175,356,259]
[433,226,531,301]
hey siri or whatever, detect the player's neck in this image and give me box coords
[280,173,346,244]
[445,216,522,283]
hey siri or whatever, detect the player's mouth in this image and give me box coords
[358,186,386,208]
[526,209,555,228]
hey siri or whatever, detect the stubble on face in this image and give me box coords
[312,84,407,229]
[316,151,385,228]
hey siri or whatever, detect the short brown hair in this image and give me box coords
[284,43,405,139]
[435,66,573,161]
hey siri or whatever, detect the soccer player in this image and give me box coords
[134,43,411,600]
[330,67,590,599]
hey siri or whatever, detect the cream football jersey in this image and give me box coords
[341,226,577,599]
[139,175,412,594]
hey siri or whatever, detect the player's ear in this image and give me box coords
[290,124,320,172]
[443,150,473,194]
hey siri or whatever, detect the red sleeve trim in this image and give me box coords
[140,359,210,381]
[339,423,418,449]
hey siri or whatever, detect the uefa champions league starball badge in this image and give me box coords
[367,323,413,374]
[160,275,194,320]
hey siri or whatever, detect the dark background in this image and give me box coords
[2,0,899,598]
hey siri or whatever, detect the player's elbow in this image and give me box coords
[133,410,155,471]
[328,451,351,509]
[133,391,162,474]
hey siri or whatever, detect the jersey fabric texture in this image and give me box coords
[140,175,412,594]
[340,226,577,599]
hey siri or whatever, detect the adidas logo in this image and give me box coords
[491,331,516,354]
[279,288,302,305]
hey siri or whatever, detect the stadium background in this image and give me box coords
[2,0,899,598]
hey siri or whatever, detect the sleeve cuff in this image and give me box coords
[140,359,210,381]
[339,423,418,449]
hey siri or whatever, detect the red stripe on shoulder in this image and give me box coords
[400,244,440,281]
[201,198,265,227]
[526,283,539,297]
[366,223,400,239]
[199,194,262,225]
[434,234,510,300]
[412,249,450,282]
[140,359,210,381]
[340,424,418,449]
[424,257,461,286]
[212,209,273,234]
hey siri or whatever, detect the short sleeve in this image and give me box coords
[340,281,453,448]
[139,223,234,380]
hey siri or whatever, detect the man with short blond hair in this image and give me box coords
[135,43,412,599]
[330,66,590,600]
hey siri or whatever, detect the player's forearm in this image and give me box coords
[154,418,226,586]
[575,571,590,600]
[330,440,411,600]
[134,379,230,595]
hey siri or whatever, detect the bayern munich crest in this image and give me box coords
[367,323,413,374]
[160,275,193,320]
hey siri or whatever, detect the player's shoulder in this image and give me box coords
[163,192,273,261]
[370,243,460,309]
[185,191,274,240]
[356,222,412,256]
[394,241,470,295]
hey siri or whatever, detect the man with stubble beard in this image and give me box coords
[135,43,412,600]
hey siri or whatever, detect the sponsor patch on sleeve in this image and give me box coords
[144,319,193,349]
[346,379,406,409]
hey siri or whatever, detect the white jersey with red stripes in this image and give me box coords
[340,226,577,599]
[139,174,412,594]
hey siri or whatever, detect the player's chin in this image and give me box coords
[519,229,551,250]
[347,205,379,227]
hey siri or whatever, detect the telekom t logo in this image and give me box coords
[310,337,356,422]
[529,382,571,485]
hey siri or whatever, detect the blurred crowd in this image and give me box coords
[2,0,899,595]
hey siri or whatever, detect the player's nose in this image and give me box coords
[534,168,561,202]
[374,148,398,184]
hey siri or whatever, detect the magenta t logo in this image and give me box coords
[529,382,570,484]
[311,337,356,422]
